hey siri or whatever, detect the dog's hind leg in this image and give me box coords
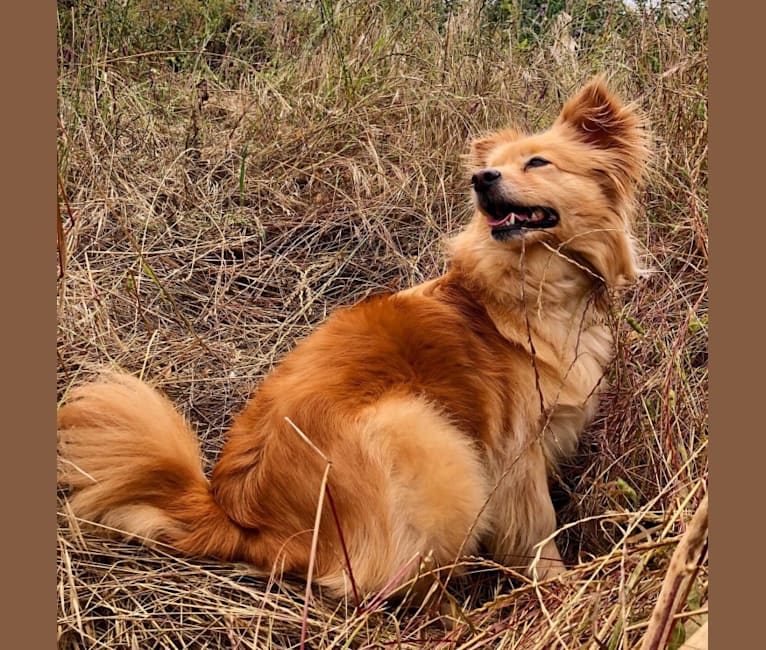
[356,396,492,595]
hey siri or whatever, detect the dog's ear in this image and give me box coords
[467,127,521,168]
[556,77,650,199]
[556,77,641,151]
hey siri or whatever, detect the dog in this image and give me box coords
[58,77,649,602]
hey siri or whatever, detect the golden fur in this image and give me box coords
[58,78,649,600]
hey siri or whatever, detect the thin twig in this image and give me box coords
[640,493,708,650]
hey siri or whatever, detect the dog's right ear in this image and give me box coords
[467,127,521,168]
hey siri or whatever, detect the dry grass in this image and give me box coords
[57,1,708,648]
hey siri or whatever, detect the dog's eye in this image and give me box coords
[525,157,550,170]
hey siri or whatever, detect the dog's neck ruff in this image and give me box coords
[549,244,607,287]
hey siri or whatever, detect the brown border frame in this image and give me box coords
[2,2,57,648]
[709,0,761,647]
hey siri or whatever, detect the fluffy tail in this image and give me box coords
[57,372,262,563]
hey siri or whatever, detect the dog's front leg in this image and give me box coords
[484,441,566,581]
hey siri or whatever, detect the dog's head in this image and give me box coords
[467,78,650,287]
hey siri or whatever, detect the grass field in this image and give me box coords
[57,1,708,648]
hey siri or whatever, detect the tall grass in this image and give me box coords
[57,1,707,648]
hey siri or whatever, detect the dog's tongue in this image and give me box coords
[487,212,521,228]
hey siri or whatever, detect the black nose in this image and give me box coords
[471,169,501,192]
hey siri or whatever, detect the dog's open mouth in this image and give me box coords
[484,204,560,239]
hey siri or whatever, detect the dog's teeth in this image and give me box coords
[510,214,515,225]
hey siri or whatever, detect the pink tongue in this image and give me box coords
[487,212,522,227]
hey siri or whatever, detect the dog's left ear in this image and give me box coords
[556,77,641,150]
[556,77,650,199]
[556,78,650,286]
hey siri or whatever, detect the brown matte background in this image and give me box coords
[2,2,56,647]
[0,2,728,648]
[8,2,55,646]
[710,0,759,648]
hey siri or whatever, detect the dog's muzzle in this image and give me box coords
[471,169,560,240]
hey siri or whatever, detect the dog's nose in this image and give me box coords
[471,169,501,192]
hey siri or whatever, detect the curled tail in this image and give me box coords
[57,372,266,564]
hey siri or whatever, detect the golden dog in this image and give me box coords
[58,77,649,600]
